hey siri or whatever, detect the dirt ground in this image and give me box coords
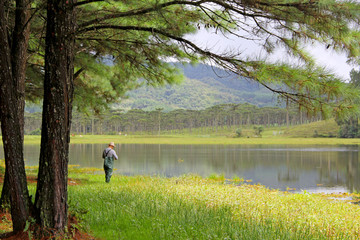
[0,175,97,240]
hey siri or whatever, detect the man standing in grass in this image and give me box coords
[102,142,118,183]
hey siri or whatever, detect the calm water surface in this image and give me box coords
[2,144,360,193]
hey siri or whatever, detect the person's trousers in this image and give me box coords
[104,157,114,182]
[104,165,113,183]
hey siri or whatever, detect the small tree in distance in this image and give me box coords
[253,126,264,138]
[337,68,360,138]
[235,128,242,138]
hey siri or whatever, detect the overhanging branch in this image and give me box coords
[78,0,207,29]
[74,0,104,7]
[74,67,85,80]
[77,24,247,72]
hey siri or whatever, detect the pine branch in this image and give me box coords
[77,24,246,70]
[78,1,205,29]
[74,67,85,80]
[74,0,104,7]
[78,0,276,30]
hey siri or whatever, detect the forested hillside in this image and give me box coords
[115,64,276,111]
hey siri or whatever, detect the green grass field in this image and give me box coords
[12,119,358,146]
[17,134,360,145]
[64,172,360,240]
[5,166,359,239]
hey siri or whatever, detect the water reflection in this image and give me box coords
[1,144,359,192]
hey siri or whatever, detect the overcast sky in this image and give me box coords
[189,29,356,80]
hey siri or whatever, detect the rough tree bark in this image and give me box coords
[1,0,32,209]
[34,0,76,232]
[0,0,33,232]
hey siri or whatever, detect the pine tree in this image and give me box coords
[0,0,33,232]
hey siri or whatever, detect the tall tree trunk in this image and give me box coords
[34,0,75,232]
[286,98,289,128]
[0,0,31,232]
[91,117,94,135]
[0,0,33,232]
[1,0,32,208]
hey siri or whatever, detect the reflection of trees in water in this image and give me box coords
[277,151,299,183]
[310,150,360,193]
[219,146,360,191]
[345,151,360,192]
[318,152,344,188]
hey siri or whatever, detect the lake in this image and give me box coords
[1,144,360,193]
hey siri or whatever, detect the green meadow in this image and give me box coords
[12,119,357,146]
[68,135,360,145]
[19,134,360,145]
[67,171,360,239]
[16,166,360,240]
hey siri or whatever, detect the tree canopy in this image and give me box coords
[24,0,360,116]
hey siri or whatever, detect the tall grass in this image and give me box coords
[68,174,360,240]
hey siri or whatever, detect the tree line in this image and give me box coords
[24,103,316,135]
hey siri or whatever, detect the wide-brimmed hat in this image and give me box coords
[109,142,115,147]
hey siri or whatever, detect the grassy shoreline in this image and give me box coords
[66,173,360,239]
[2,119,356,145]
[13,135,360,145]
[1,165,359,239]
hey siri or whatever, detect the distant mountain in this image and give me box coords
[115,63,278,111]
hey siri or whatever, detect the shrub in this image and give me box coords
[105,131,118,135]
[235,128,242,138]
[29,128,41,135]
[313,130,319,138]
[338,118,360,138]
[253,125,264,137]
